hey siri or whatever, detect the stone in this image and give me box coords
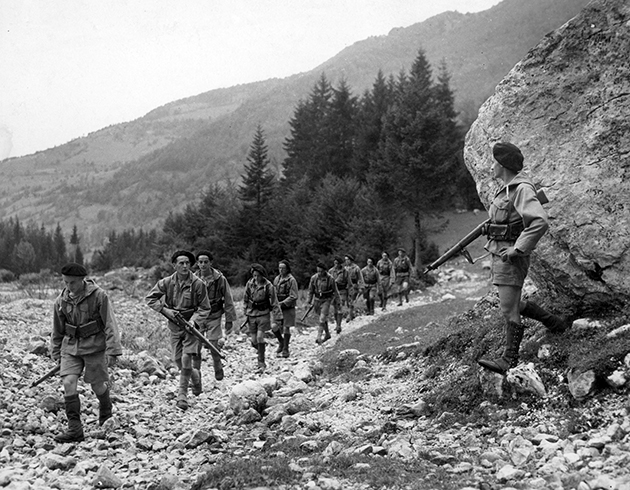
[567,369,596,400]
[92,464,123,489]
[229,380,268,414]
[465,0,630,312]
[506,363,547,397]
[336,349,360,370]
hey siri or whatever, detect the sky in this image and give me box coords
[0,0,502,160]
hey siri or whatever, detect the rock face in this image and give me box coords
[464,0,630,313]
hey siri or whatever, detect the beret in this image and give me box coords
[344,253,355,262]
[492,142,524,172]
[397,247,406,253]
[279,259,291,272]
[250,263,267,277]
[61,263,87,277]
[195,250,213,261]
[171,250,196,265]
[316,262,327,270]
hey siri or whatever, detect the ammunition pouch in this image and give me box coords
[252,298,271,311]
[486,220,524,241]
[209,300,224,314]
[316,289,333,300]
[65,320,101,339]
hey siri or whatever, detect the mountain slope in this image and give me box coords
[0,0,590,247]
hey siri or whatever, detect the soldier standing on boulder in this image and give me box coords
[194,250,237,387]
[51,263,122,442]
[243,263,283,373]
[146,250,211,410]
[344,254,365,322]
[272,260,299,358]
[393,248,412,306]
[361,258,381,315]
[478,142,571,375]
[329,257,349,333]
[307,262,340,344]
[377,251,394,311]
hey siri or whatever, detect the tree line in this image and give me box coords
[3,49,481,286]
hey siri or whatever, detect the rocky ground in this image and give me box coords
[1,265,630,490]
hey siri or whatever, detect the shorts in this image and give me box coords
[337,289,349,307]
[247,314,271,335]
[280,307,296,329]
[170,328,200,362]
[314,298,332,323]
[491,253,530,287]
[198,316,223,341]
[60,351,109,384]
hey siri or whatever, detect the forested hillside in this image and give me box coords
[0,0,590,249]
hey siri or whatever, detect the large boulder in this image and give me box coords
[465,0,630,314]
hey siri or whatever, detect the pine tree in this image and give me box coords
[53,223,67,269]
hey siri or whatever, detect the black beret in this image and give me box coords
[250,263,267,277]
[171,250,196,265]
[492,142,524,172]
[279,259,291,272]
[397,247,406,253]
[344,254,354,262]
[316,262,326,270]
[61,263,87,277]
[195,250,214,261]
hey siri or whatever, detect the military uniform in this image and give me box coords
[273,269,298,357]
[376,255,394,310]
[345,257,365,321]
[328,262,349,332]
[307,269,340,344]
[195,267,236,383]
[361,263,381,315]
[393,252,412,305]
[244,265,283,372]
[51,265,122,442]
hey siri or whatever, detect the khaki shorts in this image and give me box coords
[60,351,109,384]
[491,253,530,287]
[247,314,271,335]
[280,307,296,329]
[170,329,200,362]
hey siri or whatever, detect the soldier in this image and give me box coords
[393,248,413,306]
[307,262,340,344]
[361,258,381,315]
[272,260,299,358]
[243,263,283,373]
[50,263,122,442]
[376,251,394,310]
[328,257,349,333]
[344,254,365,321]
[478,142,571,375]
[194,250,236,388]
[146,250,211,410]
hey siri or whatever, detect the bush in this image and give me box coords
[0,269,15,282]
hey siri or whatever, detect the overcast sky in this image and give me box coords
[0,0,501,160]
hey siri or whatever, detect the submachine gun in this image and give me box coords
[423,187,549,275]
[161,310,226,360]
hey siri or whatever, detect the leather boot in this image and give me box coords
[257,343,266,373]
[96,388,113,426]
[208,340,224,380]
[177,368,191,410]
[521,301,571,333]
[478,321,525,375]
[55,394,84,443]
[281,334,291,358]
[322,322,331,343]
[316,325,324,344]
[273,330,284,356]
[335,314,342,334]
[191,354,202,396]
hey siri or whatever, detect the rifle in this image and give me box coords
[160,310,226,360]
[300,304,314,322]
[423,219,489,274]
[31,364,60,388]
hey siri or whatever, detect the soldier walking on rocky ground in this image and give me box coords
[145,250,211,410]
[477,142,572,375]
[361,258,381,315]
[377,251,394,311]
[308,262,341,344]
[194,250,236,388]
[344,254,365,322]
[272,260,299,358]
[329,257,349,333]
[393,248,412,306]
[243,263,283,373]
[51,262,122,442]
